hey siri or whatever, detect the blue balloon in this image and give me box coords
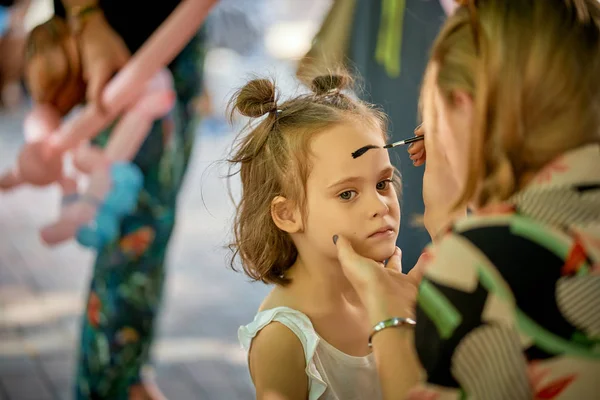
[76,162,144,249]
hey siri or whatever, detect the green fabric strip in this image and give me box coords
[516,309,600,359]
[477,265,513,302]
[375,0,406,78]
[418,279,463,339]
[509,215,590,272]
[510,216,569,258]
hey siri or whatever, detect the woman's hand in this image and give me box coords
[335,235,427,398]
[77,11,130,108]
[24,11,129,114]
[25,17,86,115]
[333,235,426,325]
[407,124,426,166]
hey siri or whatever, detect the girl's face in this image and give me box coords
[301,122,401,263]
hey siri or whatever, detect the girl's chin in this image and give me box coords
[359,242,397,263]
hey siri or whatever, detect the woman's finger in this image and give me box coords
[409,149,425,161]
[408,124,426,167]
[385,246,403,272]
[407,141,424,156]
[414,124,424,137]
[334,235,362,268]
[334,234,381,291]
[413,153,426,166]
[413,158,426,167]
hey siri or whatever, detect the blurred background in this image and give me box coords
[0,0,330,398]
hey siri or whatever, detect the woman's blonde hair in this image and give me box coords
[421,0,600,208]
[227,71,395,285]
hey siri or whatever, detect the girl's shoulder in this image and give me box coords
[238,306,329,399]
[239,306,317,352]
[240,307,312,399]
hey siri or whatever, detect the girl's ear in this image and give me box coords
[271,196,303,233]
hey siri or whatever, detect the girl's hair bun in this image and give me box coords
[232,78,278,118]
[310,73,353,96]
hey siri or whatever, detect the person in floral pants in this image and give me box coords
[46,0,208,397]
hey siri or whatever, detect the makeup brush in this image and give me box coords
[383,135,424,149]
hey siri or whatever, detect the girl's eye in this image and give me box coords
[339,190,357,201]
[376,179,392,191]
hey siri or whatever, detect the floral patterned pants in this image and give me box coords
[75,34,205,399]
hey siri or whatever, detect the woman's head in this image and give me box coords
[421,0,600,208]
[228,72,401,285]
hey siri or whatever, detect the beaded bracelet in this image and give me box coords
[368,317,416,347]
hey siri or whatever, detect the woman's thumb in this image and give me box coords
[385,247,403,272]
[335,234,374,274]
[333,234,360,264]
[333,234,368,284]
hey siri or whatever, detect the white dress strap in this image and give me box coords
[238,306,327,399]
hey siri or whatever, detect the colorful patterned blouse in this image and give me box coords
[412,144,600,399]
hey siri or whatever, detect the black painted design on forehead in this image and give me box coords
[351,145,379,159]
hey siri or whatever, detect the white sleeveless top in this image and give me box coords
[238,306,383,400]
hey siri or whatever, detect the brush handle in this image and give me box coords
[384,135,424,149]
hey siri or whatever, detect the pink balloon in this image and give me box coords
[40,171,109,245]
[41,69,176,246]
[1,0,217,247]
[0,0,218,192]
[0,105,63,189]
[49,0,218,153]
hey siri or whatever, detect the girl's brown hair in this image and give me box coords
[227,71,394,285]
[421,0,600,208]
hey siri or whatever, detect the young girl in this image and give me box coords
[229,73,407,399]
